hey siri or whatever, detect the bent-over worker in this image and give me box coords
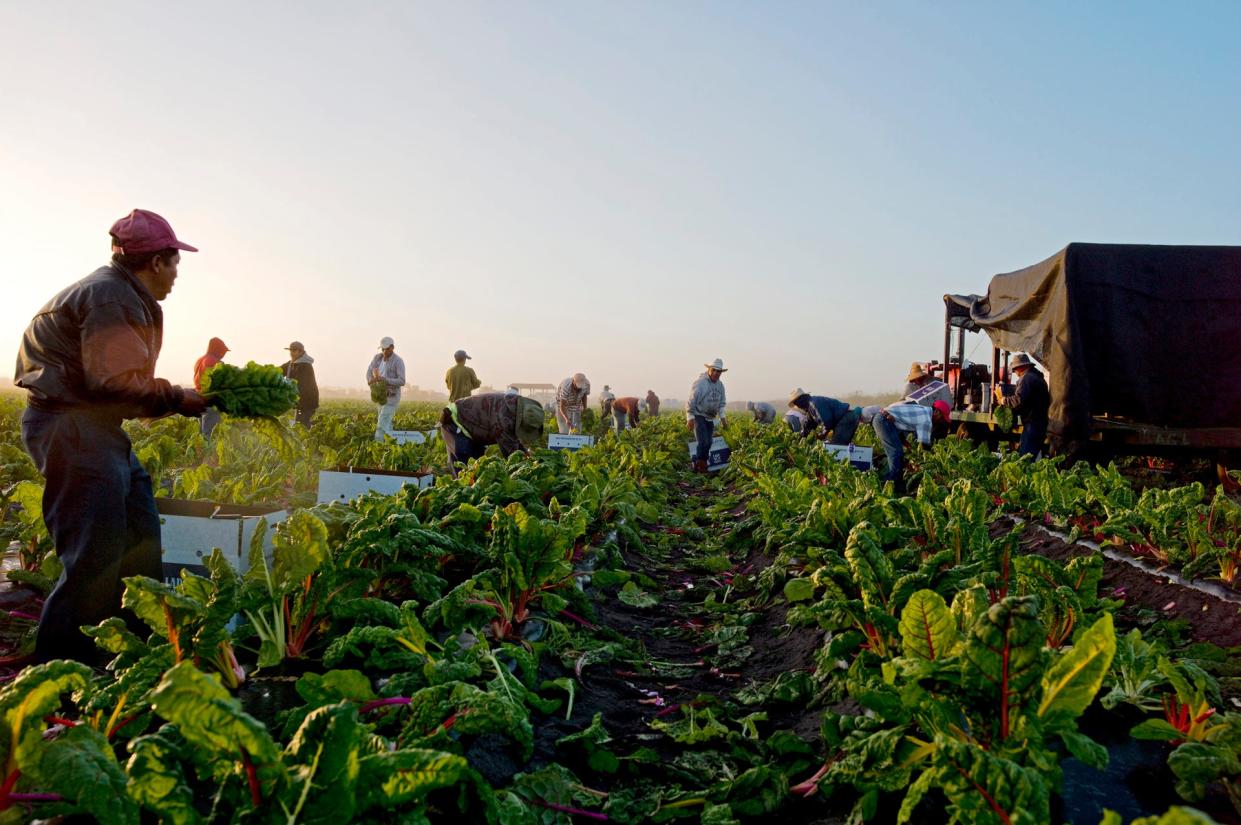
[645,389,660,417]
[440,392,545,475]
[747,401,777,424]
[612,396,641,432]
[869,400,950,492]
[14,208,207,664]
[555,373,590,433]
[994,353,1050,458]
[788,390,862,444]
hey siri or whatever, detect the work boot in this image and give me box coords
[693,459,708,474]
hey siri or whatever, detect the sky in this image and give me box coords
[2,2,1239,402]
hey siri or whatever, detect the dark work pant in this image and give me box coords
[1018,418,1047,458]
[693,415,715,464]
[828,407,862,445]
[872,414,906,484]
[21,408,161,664]
[295,406,317,428]
[439,412,487,476]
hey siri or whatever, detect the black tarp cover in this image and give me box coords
[946,243,1241,442]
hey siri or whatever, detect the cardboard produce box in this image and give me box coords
[548,434,595,450]
[156,498,287,584]
[316,466,435,505]
[389,430,437,445]
[687,436,731,471]
[824,443,874,471]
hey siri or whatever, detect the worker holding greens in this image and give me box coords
[994,353,1050,458]
[14,209,206,664]
[440,392,545,475]
[367,336,406,440]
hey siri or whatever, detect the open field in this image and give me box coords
[1,396,1240,823]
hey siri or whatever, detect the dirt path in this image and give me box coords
[527,474,843,822]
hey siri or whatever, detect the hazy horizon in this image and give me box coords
[4,2,1239,404]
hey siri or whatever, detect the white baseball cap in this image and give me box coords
[379,337,395,349]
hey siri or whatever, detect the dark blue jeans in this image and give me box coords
[872,414,905,484]
[22,408,161,663]
[693,415,714,464]
[439,412,486,476]
[827,407,862,445]
[1018,418,1047,458]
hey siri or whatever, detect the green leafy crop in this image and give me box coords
[201,361,300,418]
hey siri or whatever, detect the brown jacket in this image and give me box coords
[645,390,660,416]
[447,392,524,456]
[15,262,184,417]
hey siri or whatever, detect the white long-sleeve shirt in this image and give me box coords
[367,353,406,404]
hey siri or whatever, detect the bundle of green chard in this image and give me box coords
[201,361,300,418]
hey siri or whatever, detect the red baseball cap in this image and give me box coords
[933,400,951,419]
[109,209,198,255]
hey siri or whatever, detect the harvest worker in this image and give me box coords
[445,349,481,402]
[994,352,1050,458]
[686,358,727,473]
[367,336,406,440]
[612,396,641,432]
[903,362,952,409]
[867,400,951,492]
[747,401,777,424]
[599,385,616,418]
[785,405,808,433]
[193,337,229,437]
[787,389,862,444]
[440,392,545,475]
[555,373,590,433]
[281,341,319,427]
[645,389,660,417]
[14,208,206,664]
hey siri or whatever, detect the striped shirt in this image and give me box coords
[883,403,933,445]
[556,377,590,411]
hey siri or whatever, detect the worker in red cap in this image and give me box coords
[194,337,230,437]
[14,208,207,664]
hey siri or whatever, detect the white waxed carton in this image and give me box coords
[548,434,595,450]
[156,498,288,584]
[389,430,437,445]
[316,467,435,505]
[687,436,731,471]
[824,443,874,471]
